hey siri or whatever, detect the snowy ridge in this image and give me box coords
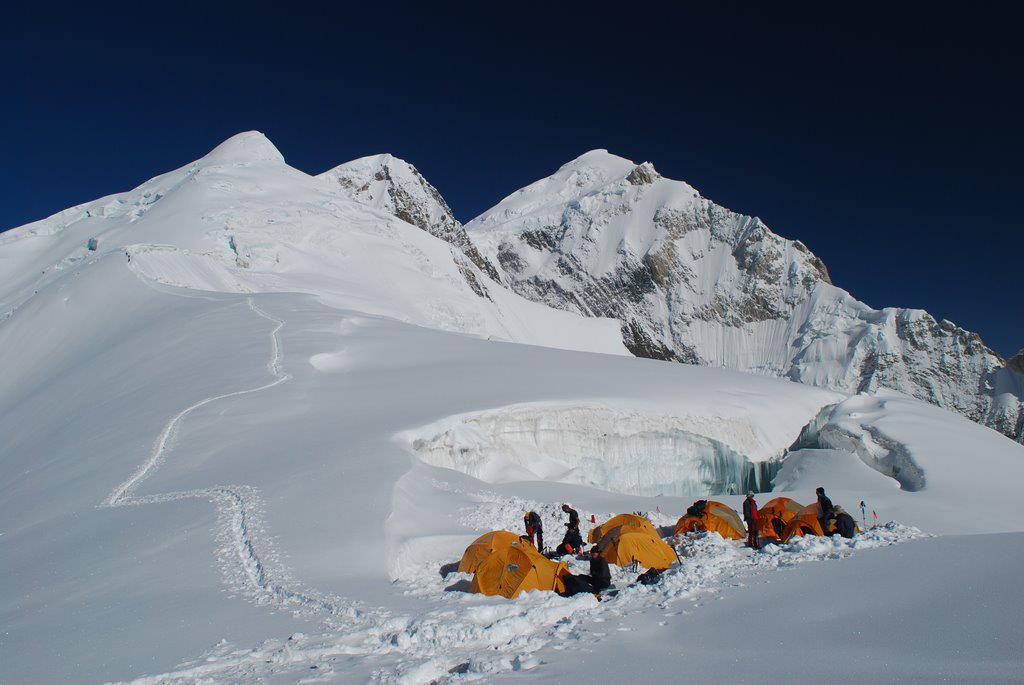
[321,153,500,282]
[460,150,1023,443]
[0,131,626,357]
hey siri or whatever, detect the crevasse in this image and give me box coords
[405,405,768,498]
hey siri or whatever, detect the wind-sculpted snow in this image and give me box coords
[403,404,772,497]
[779,390,1024,534]
[461,150,1023,443]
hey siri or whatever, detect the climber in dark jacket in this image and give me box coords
[562,504,580,532]
[588,546,612,591]
[548,503,580,553]
[816,487,835,535]
[742,491,760,549]
[833,506,857,538]
[523,511,544,551]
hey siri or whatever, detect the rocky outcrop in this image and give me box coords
[459,150,1023,444]
[320,154,500,285]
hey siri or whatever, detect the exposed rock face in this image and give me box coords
[320,154,500,284]
[458,150,1023,443]
[1008,349,1024,375]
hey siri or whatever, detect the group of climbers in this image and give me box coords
[674,487,862,547]
[745,486,859,547]
[464,487,865,600]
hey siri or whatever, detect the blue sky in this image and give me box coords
[2,4,1019,355]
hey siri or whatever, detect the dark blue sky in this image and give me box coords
[3,5,1020,355]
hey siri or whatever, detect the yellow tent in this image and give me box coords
[469,540,569,598]
[673,500,745,540]
[588,513,657,543]
[593,526,676,570]
[457,530,523,574]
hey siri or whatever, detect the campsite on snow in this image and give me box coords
[1,129,1021,684]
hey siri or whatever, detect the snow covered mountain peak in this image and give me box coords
[0,135,626,356]
[459,151,1023,443]
[199,130,286,167]
[320,152,501,282]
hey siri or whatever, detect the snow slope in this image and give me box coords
[530,532,1024,684]
[462,150,1024,443]
[2,132,1024,683]
[0,132,625,356]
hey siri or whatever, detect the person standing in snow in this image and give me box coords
[833,506,857,538]
[742,491,760,549]
[816,487,835,535]
[562,504,580,537]
[555,504,583,555]
[523,511,544,551]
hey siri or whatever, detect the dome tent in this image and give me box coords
[593,525,676,570]
[782,503,832,540]
[674,500,745,540]
[469,540,569,598]
[588,513,657,543]
[756,497,804,541]
[457,530,522,574]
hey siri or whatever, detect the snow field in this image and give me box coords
[122,480,921,685]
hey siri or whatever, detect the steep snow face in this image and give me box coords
[780,389,1024,533]
[462,150,1023,443]
[320,154,500,282]
[402,405,773,498]
[0,132,626,356]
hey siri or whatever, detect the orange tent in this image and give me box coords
[469,540,569,598]
[457,530,522,574]
[593,525,676,570]
[782,503,834,541]
[756,497,804,540]
[588,513,657,543]
[673,500,745,540]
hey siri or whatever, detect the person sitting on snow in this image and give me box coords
[569,545,612,595]
[742,491,760,549]
[523,511,544,551]
[833,506,857,538]
[815,487,835,534]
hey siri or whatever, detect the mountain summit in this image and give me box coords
[458,151,1023,443]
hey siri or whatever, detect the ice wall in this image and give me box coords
[404,405,767,498]
[789,400,925,491]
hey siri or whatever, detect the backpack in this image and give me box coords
[637,568,662,585]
